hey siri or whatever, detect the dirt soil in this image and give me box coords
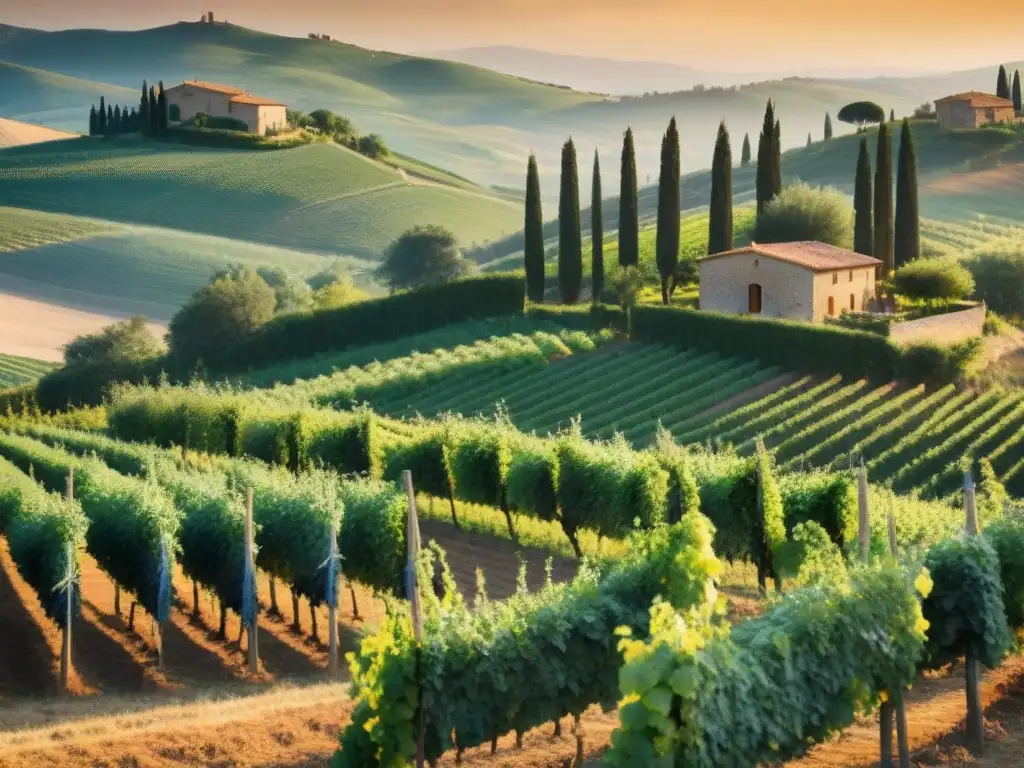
[0,291,166,362]
[6,518,1024,767]
[0,119,77,149]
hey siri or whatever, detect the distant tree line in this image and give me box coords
[88,80,168,137]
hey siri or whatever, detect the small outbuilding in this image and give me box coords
[934,92,1017,130]
[698,241,881,322]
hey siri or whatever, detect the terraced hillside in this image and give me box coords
[0,140,521,259]
[682,377,1024,500]
[0,352,55,386]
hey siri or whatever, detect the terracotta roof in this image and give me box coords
[934,91,1015,109]
[229,93,286,106]
[171,80,245,95]
[699,242,881,272]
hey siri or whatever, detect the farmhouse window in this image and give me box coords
[832,272,838,285]
[849,270,853,282]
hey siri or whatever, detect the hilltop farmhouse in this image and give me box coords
[164,80,287,135]
[698,241,881,322]
[934,91,1017,130]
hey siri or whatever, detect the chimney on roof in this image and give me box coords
[208,11,214,23]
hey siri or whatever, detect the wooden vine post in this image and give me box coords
[755,442,767,595]
[60,469,74,692]
[963,470,985,755]
[245,487,260,674]
[858,463,909,768]
[402,470,426,768]
[327,514,339,677]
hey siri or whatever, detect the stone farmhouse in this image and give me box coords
[164,80,287,135]
[698,241,881,322]
[934,92,1017,130]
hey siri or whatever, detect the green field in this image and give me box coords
[0,60,135,128]
[0,206,376,320]
[0,140,521,259]
[0,352,55,385]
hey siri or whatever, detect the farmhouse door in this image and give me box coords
[828,296,835,316]
[748,283,762,314]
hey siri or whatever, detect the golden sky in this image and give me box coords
[9,0,1024,73]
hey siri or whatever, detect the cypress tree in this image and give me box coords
[806,132,812,147]
[854,137,873,257]
[655,117,680,304]
[89,105,97,136]
[129,107,138,133]
[591,150,604,303]
[772,119,782,199]
[140,80,149,136]
[558,137,582,305]
[106,105,114,134]
[618,127,639,267]
[874,121,894,277]
[741,133,751,166]
[889,108,895,122]
[98,96,107,134]
[523,153,545,303]
[1013,70,1022,114]
[113,105,122,132]
[755,100,775,216]
[158,81,167,134]
[893,119,919,269]
[708,121,733,256]
[824,112,833,140]
[149,86,159,136]
[997,65,1011,100]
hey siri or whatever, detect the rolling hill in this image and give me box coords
[0,59,136,129]
[0,138,522,259]
[2,20,1019,194]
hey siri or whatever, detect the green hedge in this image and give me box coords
[0,458,87,627]
[631,305,977,385]
[220,273,525,372]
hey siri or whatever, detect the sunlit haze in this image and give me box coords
[6,0,1024,76]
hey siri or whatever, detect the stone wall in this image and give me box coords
[887,303,986,346]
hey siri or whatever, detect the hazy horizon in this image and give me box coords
[5,0,1024,78]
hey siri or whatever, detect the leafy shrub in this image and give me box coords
[896,337,981,385]
[168,267,277,366]
[296,408,382,477]
[357,133,387,159]
[63,316,164,367]
[893,257,975,301]
[608,566,929,767]
[751,182,853,248]
[967,239,1024,318]
[375,225,473,291]
[192,114,249,132]
[921,535,1012,669]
